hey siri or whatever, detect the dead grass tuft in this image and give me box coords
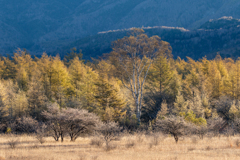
[90,137,104,147]
[148,133,165,147]
[32,144,39,149]
[8,138,18,149]
[191,136,198,144]
[235,139,240,147]
[105,143,117,151]
[36,135,45,144]
[78,155,87,160]
[187,147,196,151]
[0,156,5,160]
[125,139,135,148]
[206,146,212,150]
[91,155,99,160]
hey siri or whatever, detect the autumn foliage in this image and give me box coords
[1,29,240,138]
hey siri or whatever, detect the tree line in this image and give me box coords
[1,29,240,138]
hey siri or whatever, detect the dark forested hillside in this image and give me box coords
[49,17,240,60]
[1,0,240,58]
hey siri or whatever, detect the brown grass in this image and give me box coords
[0,134,240,160]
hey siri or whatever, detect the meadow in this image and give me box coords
[0,133,240,160]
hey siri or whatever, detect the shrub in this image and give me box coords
[150,133,160,146]
[98,121,121,150]
[207,117,224,136]
[36,135,45,144]
[135,131,145,143]
[0,123,7,133]
[235,139,240,147]
[63,108,100,141]
[6,127,11,134]
[105,143,117,151]
[234,118,240,133]
[195,126,208,139]
[42,103,100,142]
[184,111,207,126]
[191,136,198,144]
[12,116,38,134]
[90,137,104,147]
[8,135,18,149]
[36,123,47,144]
[154,116,192,143]
[125,140,135,148]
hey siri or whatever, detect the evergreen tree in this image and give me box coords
[0,58,5,79]
[94,77,126,122]
[27,69,48,120]
[0,81,9,122]
[173,91,188,115]
[69,57,98,110]
[2,56,17,79]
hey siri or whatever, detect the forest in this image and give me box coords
[0,29,240,144]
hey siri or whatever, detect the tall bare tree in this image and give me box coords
[109,28,171,123]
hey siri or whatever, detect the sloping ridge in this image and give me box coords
[0,0,240,57]
[43,17,240,60]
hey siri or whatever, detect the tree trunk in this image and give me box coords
[174,134,178,143]
[60,132,64,142]
[54,136,59,141]
[70,134,77,142]
[135,96,141,124]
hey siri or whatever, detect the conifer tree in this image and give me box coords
[64,48,83,67]
[173,91,188,115]
[69,57,98,110]
[94,76,126,122]
[167,70,182,101]
[2,56,17,79]
[13,49,35,91]
[0,81,9,122]
[156,100,168,118]
[37,53,53,99]
[0,58,5,79]
[51,55,72,106]
[148,52,173,95]
[207,61,223,99]
[235,59,240,99]
[27,69,48,120]
[16,67,28,91]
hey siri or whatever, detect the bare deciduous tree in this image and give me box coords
[207,117,225,136]
[12,116,38,134]
[233,118,240,134]
[42,103,100,142]
[154,116,191,143]
[98,121,121,148]
[36,123,47,144]
[109,28,171,123]
[42,103,65,141]
[63,108,99,141]
[213,96,233,121]
[195,126,208,139]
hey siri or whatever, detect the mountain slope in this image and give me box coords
[47,17,240,60]
[1,0,240,56]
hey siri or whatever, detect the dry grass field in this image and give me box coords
[0,134,240,160]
